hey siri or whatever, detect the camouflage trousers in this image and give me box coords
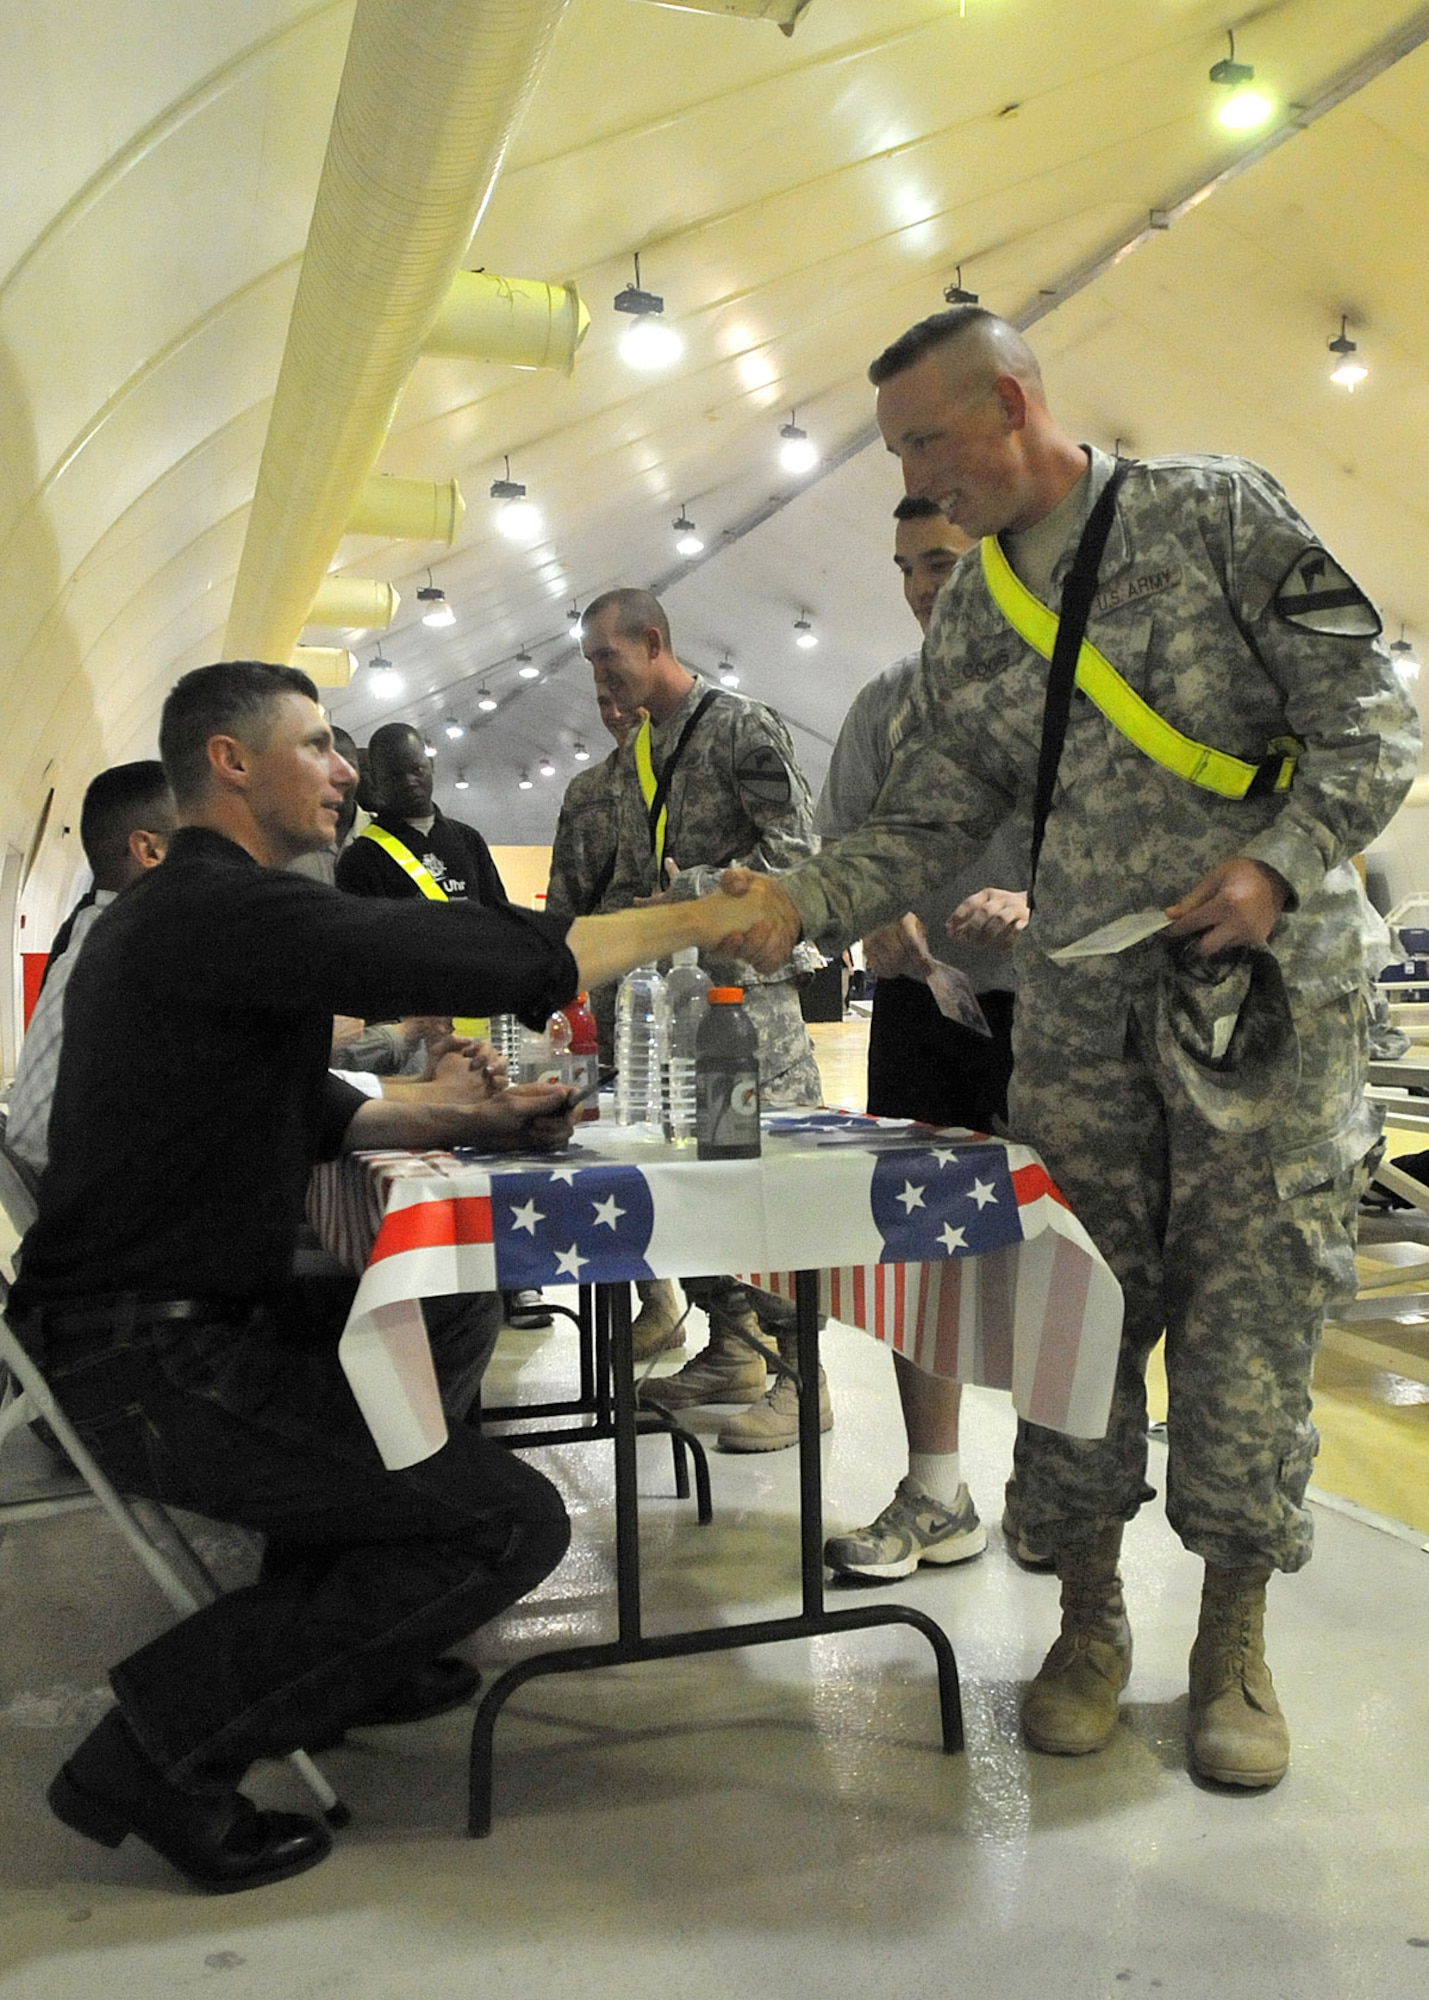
[739,980,823,1106]
[1008,987,1371,1573]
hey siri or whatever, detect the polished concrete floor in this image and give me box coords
[2,1027,1428,1996]
[3,1304,1428,1999]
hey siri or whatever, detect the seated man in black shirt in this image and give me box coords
[9,660,757,1894]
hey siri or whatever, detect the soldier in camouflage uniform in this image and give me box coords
[719,308,1419,1786]
[545,692,689,1360]
[545,751,621,932]
[579,587,827,1449]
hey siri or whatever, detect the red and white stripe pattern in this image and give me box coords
[312,1122,1123,1466]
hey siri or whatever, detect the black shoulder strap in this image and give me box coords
[582,847,618,917]
[1027,460,1132,901]
[645,689,720,858]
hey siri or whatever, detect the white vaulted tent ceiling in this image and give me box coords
[3,0,1428,932]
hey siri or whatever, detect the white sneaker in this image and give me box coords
[824,1478,986,1581]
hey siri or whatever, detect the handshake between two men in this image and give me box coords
[686,855,1293,973]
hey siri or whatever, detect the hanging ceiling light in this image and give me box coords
[422,742,437,758]
[417,570,456,628]
[779,413,819,476]
[489,457,542,542]
[443,718,464,741]
[516,645,541,681]
[1328,315,1367,391]
[517,769,534,790]
[1391,627,1421,680]
[719,659,740,688]
[567,602,583,640]
[367,649,403,699]
[793,612,818,650]
[539,755,557,778]
[672,507,704,557]
[614,252,683,369]
[943,265,979,306]
[573,741,591,762]
[1210,30,1273,131]
[476,687,498,713]
[453,772,470,791]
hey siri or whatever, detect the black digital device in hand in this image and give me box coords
[567,1069,613,1112]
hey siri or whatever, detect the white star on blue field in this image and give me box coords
[868,1148,1022,1263]
[489,1163,657,1286]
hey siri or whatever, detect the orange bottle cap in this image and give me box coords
[707,986,744,1003]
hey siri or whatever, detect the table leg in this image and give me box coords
[795,1268,824,1619]
[609,1278,642,1645]
[466,1274,964,1837]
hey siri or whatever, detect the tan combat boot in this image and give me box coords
[630,1279,686,1361]
[1187,1564,1289,1788]
[1021,1525,1132,1755]
[637,1305,773,1411]
[717,1331,832,1452]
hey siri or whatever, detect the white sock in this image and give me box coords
[908,1451,962,1508]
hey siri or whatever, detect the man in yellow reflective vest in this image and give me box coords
[720,306,1420,1789]
[337,720,551,1332]
[336,721,511,910]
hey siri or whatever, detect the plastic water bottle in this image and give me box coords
[516,1013,572,1086]
[614,963,667,1127]
[695,986,761,1159]
[544,1009,574,1086]
[661,947,711,1146]
[487,1012,523,1073]
[561,992,600,1121]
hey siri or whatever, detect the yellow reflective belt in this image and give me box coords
[357,826,486,1038]
[632,717,669,874]
[359,823,449,899]
[980,536,1296,799]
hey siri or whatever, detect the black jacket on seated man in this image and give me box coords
[16,828,569,1307]
[13,811,576,1891]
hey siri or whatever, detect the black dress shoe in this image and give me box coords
[504,1288,553,1329]
[305,1655,482,1751]
[49,1709,332,1893]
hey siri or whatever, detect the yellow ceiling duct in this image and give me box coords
[305,576,401,630]
[348,475,466,544]
[294,647,359,689]
[224,0,573,665]
[423,271,589,374]
[632,0,814,30]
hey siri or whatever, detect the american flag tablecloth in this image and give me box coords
[308,1111,1123,1469]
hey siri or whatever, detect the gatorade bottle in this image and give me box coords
[562,992,600,1121]
[695,987,761,1160]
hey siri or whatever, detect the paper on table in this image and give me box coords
[1047,907,1171,961]
[924,959,993,1036]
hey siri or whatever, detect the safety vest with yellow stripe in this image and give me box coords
[356,823,486,1036]
[979,535,1298,801]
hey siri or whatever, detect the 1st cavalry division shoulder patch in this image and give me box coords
[1273,548,1382,637]
[735,743,794,806]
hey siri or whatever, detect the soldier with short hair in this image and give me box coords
[721,306,1420,1787]
[579,586,826,1450]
